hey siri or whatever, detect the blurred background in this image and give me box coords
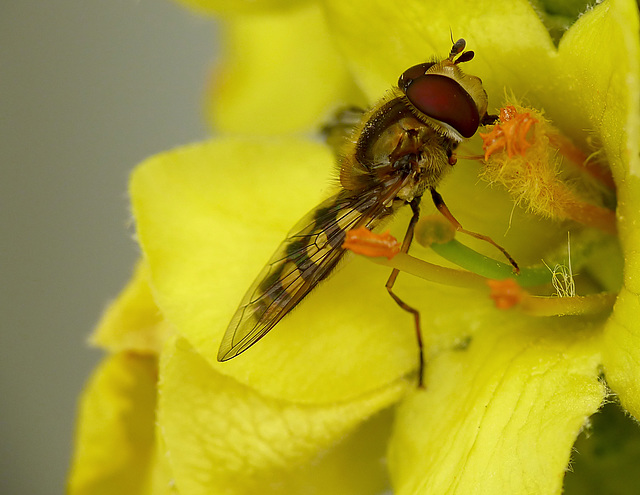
[0,1,216,493]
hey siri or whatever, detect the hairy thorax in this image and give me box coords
[339,91,457,204]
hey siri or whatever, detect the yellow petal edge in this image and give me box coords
[209,2,363,135]
[157,336,402,495]
[68,354,158,495]
[388,321,605,495]
[90,260,173,355]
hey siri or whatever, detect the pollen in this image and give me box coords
[487,278,523,310]
[342,227,401,259]
[478,102,616,235]
[480,105,538,160]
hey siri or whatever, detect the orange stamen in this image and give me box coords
[547,132,615,189]
[342,227,401,259]
[479,104,617,235]
[479,105,538,160]
[487,278,524,309]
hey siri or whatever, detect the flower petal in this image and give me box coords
[604,289,640,417]
[158,336,401,495]
[131,138,420,402]
[387,319,605,495]
[208,2,363,134]
[323,0,554,104]
[549,0,639,154]
[565,0,640,418]
[90,260,173,355]
[68,354,158,495]
[149,436,178,495]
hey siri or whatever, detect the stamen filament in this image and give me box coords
[367,252,489,291]
[517,292,617,317]
[547,132,615,190]
[362,251,616,317]
[558,196,617,236]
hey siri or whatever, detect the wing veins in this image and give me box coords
[248,205,363,310]
[219,177,409,360]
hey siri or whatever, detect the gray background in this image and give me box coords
[1,1,216,493]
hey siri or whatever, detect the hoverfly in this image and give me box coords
[218,39,518,386]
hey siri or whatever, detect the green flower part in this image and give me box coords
[69,0,640,493]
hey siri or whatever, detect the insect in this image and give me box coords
[218,39,518,386]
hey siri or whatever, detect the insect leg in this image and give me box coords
[385,198,426,388]
[430,188,520,272]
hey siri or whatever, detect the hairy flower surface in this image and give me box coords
[68,1,640,494]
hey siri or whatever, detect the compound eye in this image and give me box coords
[397,62,435,91]
[404,74,480,138]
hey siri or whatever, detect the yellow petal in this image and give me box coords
[149,429,179,495]
[604,289,640,417]
[131,137,422,402]
[90,260,173,355]
[158,336,402,495]
[208,2,363,134]
[68,354,158,495]
[387,320,605,495]
[550,0,639,157]
[572,0,640,418]
[323,0,554,104]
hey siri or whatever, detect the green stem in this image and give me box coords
[430,240,551,287]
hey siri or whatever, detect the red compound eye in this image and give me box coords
[397,62,436,91]
[403,74,480,138]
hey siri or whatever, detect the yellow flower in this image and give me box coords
[68,0,640,494]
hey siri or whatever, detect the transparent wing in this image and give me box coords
[217,186,398,361]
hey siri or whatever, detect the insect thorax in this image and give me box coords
[339,90,457,200]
